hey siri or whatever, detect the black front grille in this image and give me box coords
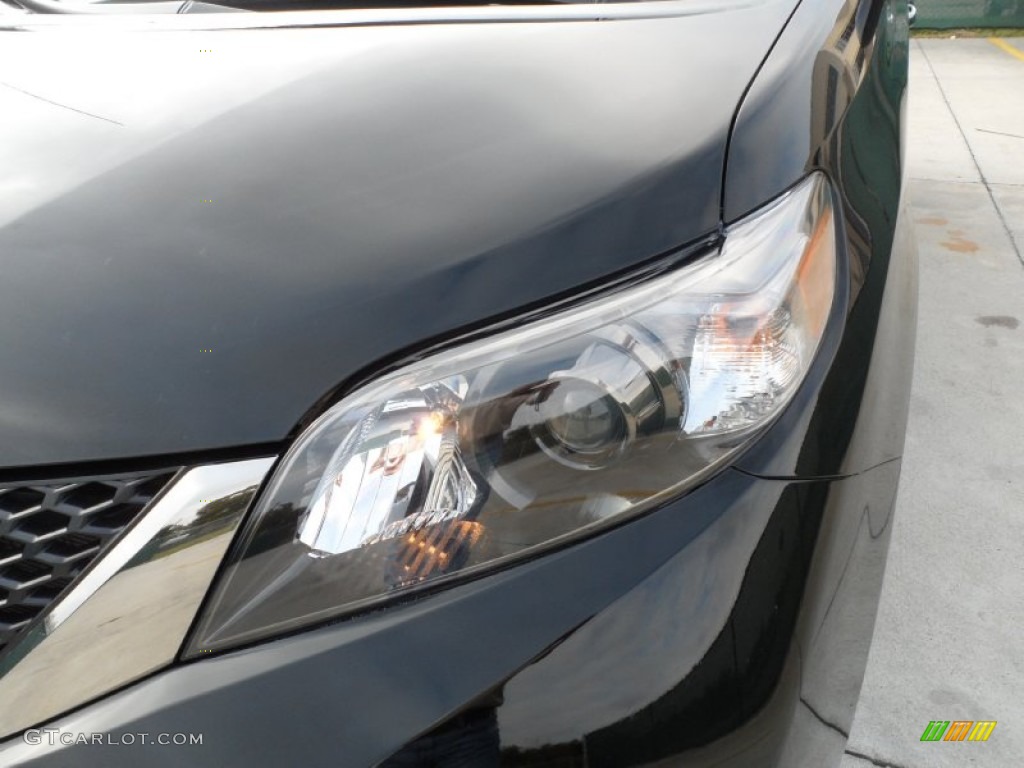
[0,470,178,654]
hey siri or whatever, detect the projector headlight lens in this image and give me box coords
[189,174,837,653]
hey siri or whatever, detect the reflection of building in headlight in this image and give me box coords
[299,391,477,557]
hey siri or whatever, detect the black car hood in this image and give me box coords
[0,1,797,469]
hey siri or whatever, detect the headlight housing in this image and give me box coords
[188,174,837,654]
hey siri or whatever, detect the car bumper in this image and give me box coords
[0,456,900,768]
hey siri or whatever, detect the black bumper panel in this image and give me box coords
[1,459,901,768]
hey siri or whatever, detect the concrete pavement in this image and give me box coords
[839,38,1024,768]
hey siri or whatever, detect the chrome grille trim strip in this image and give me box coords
[0,457,275,738]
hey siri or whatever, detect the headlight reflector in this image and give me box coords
[189,174,837,653]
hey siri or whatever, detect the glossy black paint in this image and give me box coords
[729,0,916,480]
[0,0,915,766]
[0,1,794,470]
[495,462,902,767]
[0,457,901,768]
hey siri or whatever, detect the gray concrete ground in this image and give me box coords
[839,38,1024,768]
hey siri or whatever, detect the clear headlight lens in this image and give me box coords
[189,174,836,653]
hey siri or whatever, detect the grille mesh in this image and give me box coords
[0,470,178,654]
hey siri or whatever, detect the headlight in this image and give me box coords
[188,174,837,654]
